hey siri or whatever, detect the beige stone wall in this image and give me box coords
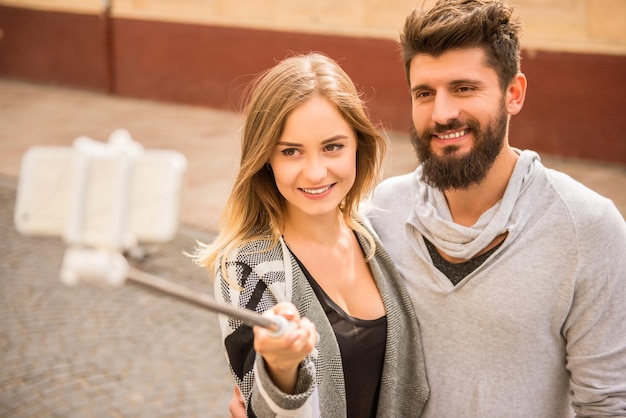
[514,0,626,54]
[2,0,625,54]
[0,0,102,14]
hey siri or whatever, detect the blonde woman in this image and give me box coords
[193,53,428,417]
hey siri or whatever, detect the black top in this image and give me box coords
[425,237,503,285]
[293,255,387,418]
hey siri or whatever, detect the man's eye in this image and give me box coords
[414,91,431,99]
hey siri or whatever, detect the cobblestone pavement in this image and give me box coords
[0,180,234,417]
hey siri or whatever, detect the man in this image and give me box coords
[367,0,626,417]
[229,1,626,416]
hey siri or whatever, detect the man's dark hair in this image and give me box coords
[400,0,523,89]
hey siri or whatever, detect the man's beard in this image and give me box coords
[411,105,508,190]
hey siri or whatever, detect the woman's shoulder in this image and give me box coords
[221,235,284,267]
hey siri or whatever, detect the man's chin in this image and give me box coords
[416,142,469,167]
[430,147,466,163]
[438,142,463,156]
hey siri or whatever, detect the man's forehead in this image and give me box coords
[409,49,495,84]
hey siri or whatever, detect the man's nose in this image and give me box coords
[432,93,460,125]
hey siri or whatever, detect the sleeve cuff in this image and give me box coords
[251,353,316,414]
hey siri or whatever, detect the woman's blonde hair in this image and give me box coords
[192,52,387,276]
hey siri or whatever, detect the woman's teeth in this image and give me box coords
[301,185,332,195]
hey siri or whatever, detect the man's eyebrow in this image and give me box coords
[410,84,431,93]
[411,79,485,93]
[449,78,485,86]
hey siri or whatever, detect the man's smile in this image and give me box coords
[434,129,469,140]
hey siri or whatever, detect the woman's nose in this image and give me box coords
[303,157,327,182]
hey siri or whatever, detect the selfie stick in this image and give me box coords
[126,267,293,337]
[60,246,293,337]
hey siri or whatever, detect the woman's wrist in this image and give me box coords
[264,358,301,394]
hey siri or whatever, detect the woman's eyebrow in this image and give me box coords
[276,135,349,147]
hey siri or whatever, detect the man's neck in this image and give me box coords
[443,146,519,227]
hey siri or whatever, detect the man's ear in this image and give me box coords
[506,73,527,116]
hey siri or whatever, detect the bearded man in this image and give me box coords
[367,1,626,417]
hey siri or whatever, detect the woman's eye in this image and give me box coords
[281,148,297,156]
[325,144,343,152]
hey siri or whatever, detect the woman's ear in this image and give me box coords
[506,73,527,116]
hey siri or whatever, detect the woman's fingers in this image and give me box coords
[271,301,300,321]
[253,304,318,370]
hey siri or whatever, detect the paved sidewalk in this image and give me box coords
[1,78,625,418]
[1,176,233,417]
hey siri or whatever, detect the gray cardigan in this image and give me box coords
[214,221,429,417]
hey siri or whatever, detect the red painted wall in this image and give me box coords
[515,50,625,162]
[0,6,111,90]
[1,5,624,164]
[110,18,409,132]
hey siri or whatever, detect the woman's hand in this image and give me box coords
[253,301,317,394]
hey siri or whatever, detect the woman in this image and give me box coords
[193,53,428,417]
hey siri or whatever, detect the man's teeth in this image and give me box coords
[437,129,468,140]
[302,185,331,195]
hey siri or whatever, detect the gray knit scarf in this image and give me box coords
[407,150,540,260]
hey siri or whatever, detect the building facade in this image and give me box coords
[1,0,625,163]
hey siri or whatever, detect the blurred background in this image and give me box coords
[1,0,625,162]
[0,1,625,416]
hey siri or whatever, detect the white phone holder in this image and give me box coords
[14,129,187,286]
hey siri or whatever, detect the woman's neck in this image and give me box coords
[282,210,348,248]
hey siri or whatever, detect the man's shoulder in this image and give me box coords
[543,167,624,229]
[545,167,613,208]
[363,170,418,228]
[374,170,418,202]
